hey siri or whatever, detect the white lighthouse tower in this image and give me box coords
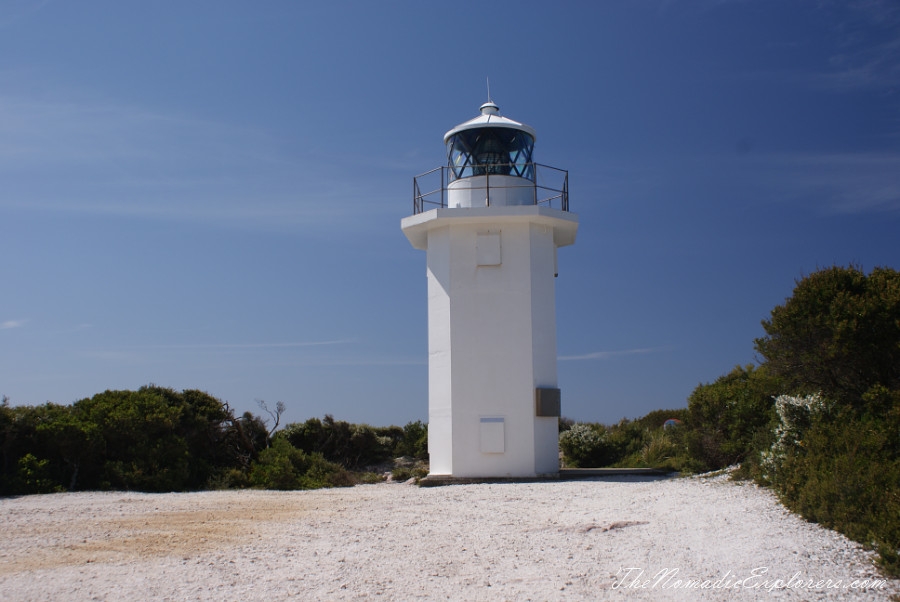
[401,101,577,478]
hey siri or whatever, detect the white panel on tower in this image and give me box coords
[476,232,501,266]
[479,417,505,453]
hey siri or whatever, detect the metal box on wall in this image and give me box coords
[535,387,561,417]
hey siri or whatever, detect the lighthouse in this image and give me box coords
[401,101,578,478]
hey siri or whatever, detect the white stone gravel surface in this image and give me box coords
[1,474,897,601]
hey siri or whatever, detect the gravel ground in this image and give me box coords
[1,473,897,601]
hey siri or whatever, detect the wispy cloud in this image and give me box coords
[740,151,900,215]
[284,356,426,367]
[76,340,425,368]
[126,340,354,350]
[0,89,394,230]
[812,0,900,91]
[0,84,308,170]
[674,150,900,216]
[718,3,900,96]
[559,347,667,361]
[1,319,27,330]
[78,350,143,365]
[814,40,900,91]
[75,340,360,366]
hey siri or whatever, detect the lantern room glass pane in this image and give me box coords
[446,128,534,182]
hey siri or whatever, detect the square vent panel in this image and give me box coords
[535,388,561,417]
[476,232,501,266]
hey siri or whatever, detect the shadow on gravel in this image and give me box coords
[572,474,677,483]
[420,469,678,486]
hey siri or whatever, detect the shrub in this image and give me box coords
[605,419,649,462]
[394,420,428,460]
[207,468,250,490]
[354,472,385,484]
[755,265,900,404]
[391,467,413,481]
[559,423,611,467]
[13,453,59,494]
[390,465,428,482]
[559,411,696,471]
[760,392,900,576]
[686,365,780,471]
[758,393,825,482]
[752,267,900,575]
[249,436,352,490]
[280,415,395,469]
[608,419,702,473]
[639,430,678,468]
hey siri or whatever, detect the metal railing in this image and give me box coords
[412,163,569,215]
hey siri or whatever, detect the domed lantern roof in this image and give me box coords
[442,102,537,143]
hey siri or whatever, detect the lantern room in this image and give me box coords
[443,102,538,208]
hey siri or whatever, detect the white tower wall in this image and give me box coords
[403,206,577,477]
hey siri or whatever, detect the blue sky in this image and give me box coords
[1,1,898,427]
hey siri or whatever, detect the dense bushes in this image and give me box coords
[685,364,780,473]
[752,266,900,575]
[756,390,900,575]
[0,387,253,493]
[756,266,900,403]
[249,437,354,490]
[559,408,695,471]
[559,423,609,467]
[280,416,427,470]
[0,388,429,495]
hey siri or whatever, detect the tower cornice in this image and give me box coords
[401,205,578,251]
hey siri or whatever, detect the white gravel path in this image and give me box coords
[1,473,897,601]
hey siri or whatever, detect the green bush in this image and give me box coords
[13,453,59,494]
[559,423,612,467]
[753,266,900,576]
[394,420,428,460]
[760,392,900,576]
[207,467,251,490]
[280,415,396,469]
[609,419,702,473]
[755,265,900,404]
[389,465,427,481]
[638,430,678,467]
[76,387,253,492]
[1,391,426,494]
[249,436,352,490]
[354,471,386,484]
[0,387,268,494]
[605,419,649,462]
[686,365,780,472]
[559,410,696,470]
